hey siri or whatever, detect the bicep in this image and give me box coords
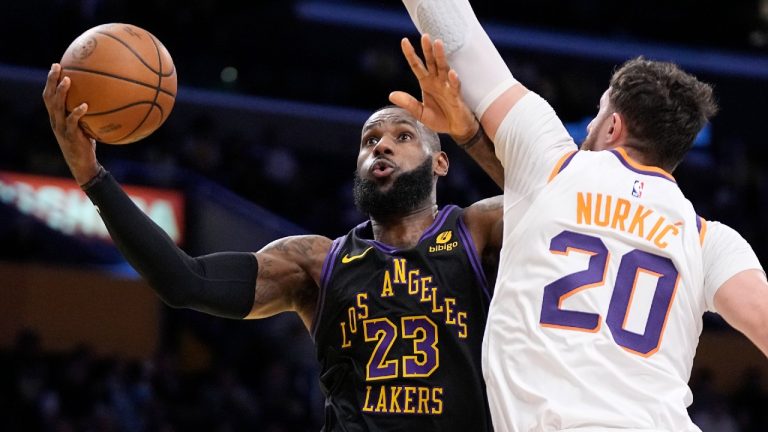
[463,196,504,256]
[714,269,768,358]
[247,235,331,323]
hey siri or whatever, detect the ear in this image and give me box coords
[434,151,449,177]
[605,113,627,146]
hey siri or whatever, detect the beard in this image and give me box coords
[580,132,596,151]
[353,156,434,219]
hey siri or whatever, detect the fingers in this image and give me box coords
[42,63,61,102]
[420,34,438,76]
[433,39,450,79]
[403,35,453,84]
[389,91,423,120]
[401,37,428,80]
[44,64,72,133]
[43,62,90,141]
[66,103,88,128]
[448,69,462,95]
[43,64,61,129]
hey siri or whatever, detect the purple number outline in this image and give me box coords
[539,230,681,357]
[401,316,439,377]
[540,231,609,332]
[363,318,399,380]
[607,249,680,356]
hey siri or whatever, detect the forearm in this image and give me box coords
[454,124,504,189]
[402,0,517,119]
[84,169,256,318]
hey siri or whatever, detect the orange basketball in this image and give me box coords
[60,23,177,144]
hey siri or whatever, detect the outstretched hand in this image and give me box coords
[42,63,101,186]
[390,34,479,144]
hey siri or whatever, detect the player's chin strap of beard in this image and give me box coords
[82,167,257,319]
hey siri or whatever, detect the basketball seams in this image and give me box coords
[82,101,164,117]
[96,28,176,78]
[61,23,176,144]
[116,32,166,143]
[61,66,176,98]
[96,29,163,75]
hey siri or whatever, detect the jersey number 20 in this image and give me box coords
[539,230,679,356]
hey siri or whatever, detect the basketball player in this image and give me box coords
[392,1,768,431]
[42,63,502,431]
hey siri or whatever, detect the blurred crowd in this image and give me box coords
[1,1,768,431]
[2,327,767,432]
[0,327,322,432]
[688,366,768,432]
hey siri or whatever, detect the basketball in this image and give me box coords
[59,23,177,145]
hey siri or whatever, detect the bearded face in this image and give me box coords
[353,155,434,218]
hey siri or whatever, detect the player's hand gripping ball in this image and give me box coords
[60,23,177,144]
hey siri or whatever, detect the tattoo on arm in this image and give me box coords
[254,235,331,318]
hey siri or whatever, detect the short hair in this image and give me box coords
[370,105,441,152]
[609,57,718,171]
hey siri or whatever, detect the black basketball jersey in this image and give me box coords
[312,205,493,432]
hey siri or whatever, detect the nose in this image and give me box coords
[372,135,395,156]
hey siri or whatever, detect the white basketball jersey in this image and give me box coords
[484,148,708,431]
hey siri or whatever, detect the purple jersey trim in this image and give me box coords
[311,236,345,340]
[696,215,703,233]
[609,149,676,183]
[420,205,457,241]
[368,205,456,253]
[556,151,577,176]
[456,217,492,301]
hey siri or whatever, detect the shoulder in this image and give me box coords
[701,221,760,266]
[459,196,504,253]
[703,221,747,250]
[462,196,504,222]
[259,234,334,270]
[702,220,763,293]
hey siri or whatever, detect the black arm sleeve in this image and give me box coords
[84,169,257,319]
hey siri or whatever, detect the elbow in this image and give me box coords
[734,315,768,359]
[752,323,768,358]
[148,279,194,309]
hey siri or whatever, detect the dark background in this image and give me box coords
[0,1,767,431]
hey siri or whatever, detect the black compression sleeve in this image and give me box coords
[84,170,256,319]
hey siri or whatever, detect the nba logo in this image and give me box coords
[632,180,644,198]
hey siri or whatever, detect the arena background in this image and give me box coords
[1,1,767,430]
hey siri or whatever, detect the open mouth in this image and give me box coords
[371,159,396,178]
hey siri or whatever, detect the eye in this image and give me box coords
[363,136,379,147]
[397,132,412,142]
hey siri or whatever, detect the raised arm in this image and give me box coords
[400,0,577,205]
[401,0,522,135]
[43,63,328,329]
[390,35,503,189]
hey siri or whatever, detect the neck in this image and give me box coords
[369,203,439,249]
[618,141,670,172]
